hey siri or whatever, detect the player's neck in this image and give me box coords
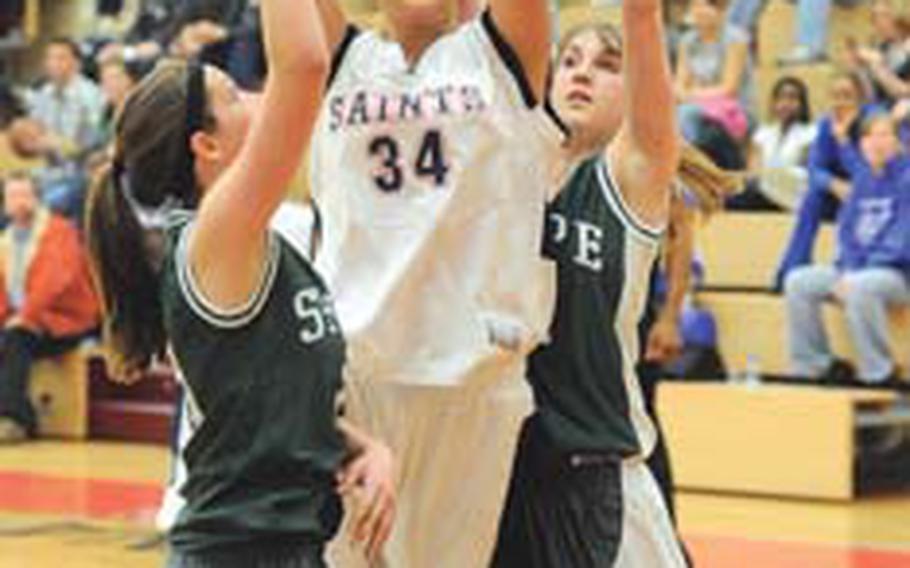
[391,26,447,64]
[565,129,612,162]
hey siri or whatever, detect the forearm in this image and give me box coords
[623,1,678,170]
[263,0,329,77]
[659,202,693,322]
[869,61,910,99]
[338,418,375,455]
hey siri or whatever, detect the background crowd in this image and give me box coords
[0,0,907,443]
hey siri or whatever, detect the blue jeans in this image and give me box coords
[785,265,910,382]
[796,0,832,55]
[727,0,768,30]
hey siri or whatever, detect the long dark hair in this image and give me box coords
[769,76,812,127]
[86,59,212,375]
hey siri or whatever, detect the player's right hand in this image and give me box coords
[337,440,397,563]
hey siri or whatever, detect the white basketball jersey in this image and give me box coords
[310,14,566,387]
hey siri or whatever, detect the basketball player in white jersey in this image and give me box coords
[309,0,565,566]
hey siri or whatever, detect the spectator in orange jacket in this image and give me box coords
[0,171,99,442]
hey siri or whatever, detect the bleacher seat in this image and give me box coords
[755,0,874,121]
[695,212,836,291]
[27,344,101,440]
[699,291,910,377]
[658,381,905,499]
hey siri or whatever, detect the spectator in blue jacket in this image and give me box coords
[785,111,910,387]
[774,71,879,289]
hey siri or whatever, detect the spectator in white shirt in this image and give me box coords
[730,76,818,210]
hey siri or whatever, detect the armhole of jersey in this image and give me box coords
[597,155,665,244]
[310,203,323,261]
[175,223,281,330]
[327,25,361,88]
[480,9,536,108]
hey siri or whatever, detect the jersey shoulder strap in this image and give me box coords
[597,155,665,244]
[164,212,282,331]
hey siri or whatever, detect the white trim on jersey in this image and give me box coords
[614,232,661,458]
[614,460,688,567]
[156,355,197,533]
[174,221,281,330]
[598,156,666,243]
[591,160,663,458]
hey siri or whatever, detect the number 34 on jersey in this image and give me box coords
[368,129,450,193]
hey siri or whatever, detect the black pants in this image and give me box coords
[491,415,624,568]
[0,328,86,435]
[166,542,326,568]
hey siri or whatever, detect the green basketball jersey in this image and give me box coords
[529,156,662,458]
[160,212,347,553]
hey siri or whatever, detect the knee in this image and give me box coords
[784,266,828,300]
[842,274,892,308]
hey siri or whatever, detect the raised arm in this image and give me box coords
[190,0,329,310]
[608,0,680,229]
[488,0,551,103]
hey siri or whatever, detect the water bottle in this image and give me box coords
[744,353,762,388]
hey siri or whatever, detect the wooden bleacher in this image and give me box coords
[664,210,910,500]
[696,212,836,291]
[700,290,910,376]
[27,345,98,440]
[658,382,907,500]
[694,212,910,377]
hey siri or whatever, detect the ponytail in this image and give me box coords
[676,142,744,215]
[85,162,166,377]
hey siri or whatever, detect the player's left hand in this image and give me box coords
[644,316,682,364]
[337,440,397,563]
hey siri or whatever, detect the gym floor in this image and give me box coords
[0,442,907,567]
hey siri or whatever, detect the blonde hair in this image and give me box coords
[677,142,744,214]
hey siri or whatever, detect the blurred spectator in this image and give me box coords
[675,0,753,166]
[97,0,262,88]
[97,0,126,17]
[730,76,817,211]
[785,112,910,386]
[776,0,838,65]
[844,0,910,108]
[0,1,25,40]
[0,172,100,443]
[0,81,23,130]
[774,70,877,289]
[97,58,143,141]
[1,118,46,179]
[0,83,31,177]
[26,37,106,158]
[3,117,88,223]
